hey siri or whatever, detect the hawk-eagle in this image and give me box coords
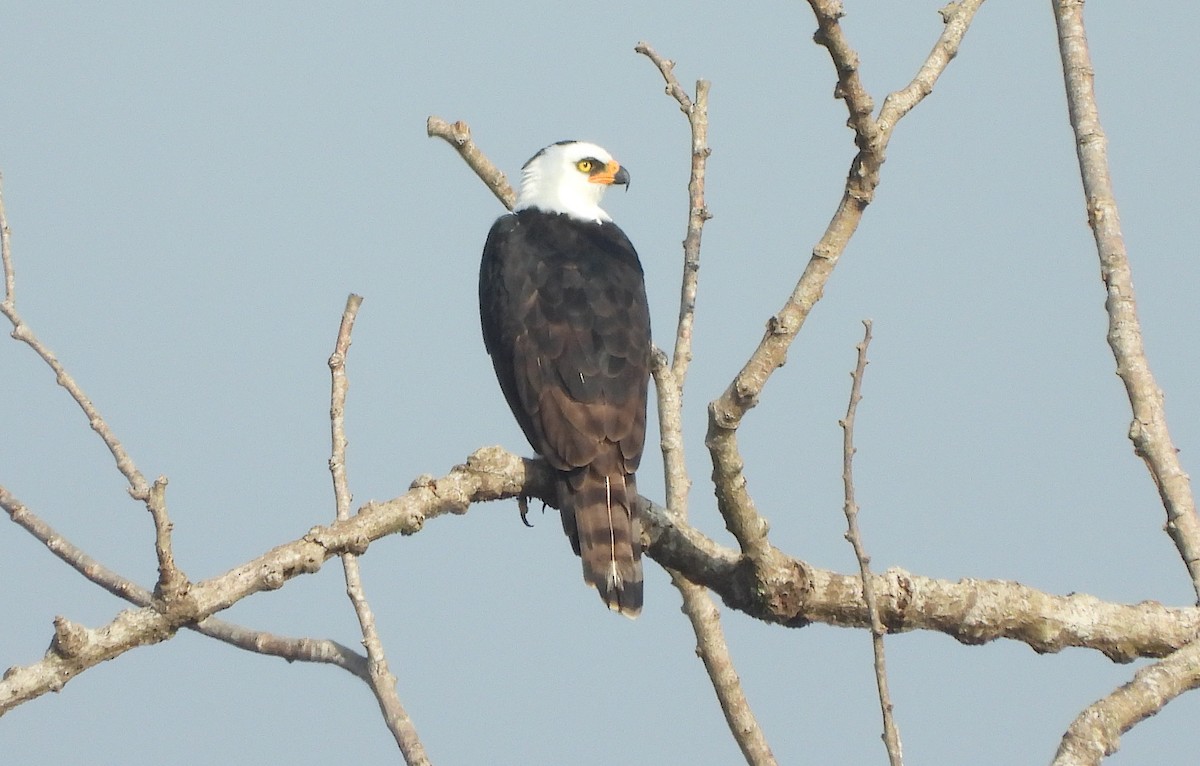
[479,140,651,617]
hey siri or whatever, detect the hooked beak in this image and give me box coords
[589,160,631,190]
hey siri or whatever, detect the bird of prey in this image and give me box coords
[479,140,651,617]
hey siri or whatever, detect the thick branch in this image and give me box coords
[640,501,1200,662]
[6,446,1199,711]
[1053,0,1200,600]
[809,0,879,151]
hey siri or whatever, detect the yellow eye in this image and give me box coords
[576,159,593,173]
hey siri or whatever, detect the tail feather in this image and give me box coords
[559,464,643,617]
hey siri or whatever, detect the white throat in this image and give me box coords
[514,168,610,223]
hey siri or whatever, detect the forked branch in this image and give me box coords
[705,0,987,574]
[635,43,775,766]
[327,294,430,764]
[2,176,371,681]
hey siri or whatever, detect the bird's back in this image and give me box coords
[480,208,651,615]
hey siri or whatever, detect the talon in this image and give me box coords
[519,495,534,527]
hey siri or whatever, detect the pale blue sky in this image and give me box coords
[3,3,1199,764]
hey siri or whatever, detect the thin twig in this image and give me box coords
[426,116,515,210]
[0,176,148,495]
[327,295,430,765]
[1,172,14,308]
[329,295,362,522]
[1051,639,1200,766]
[0,293,149,500]
[633,42,712,390]
[1052,0,1200,601]
[839,321,902,766]
[635,43,774,766]
[634,39,710,517]
[878,3,987,129]
[4,486,154,604]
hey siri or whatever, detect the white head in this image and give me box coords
[513,140,630,223]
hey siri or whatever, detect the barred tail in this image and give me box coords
[559,464,643,618]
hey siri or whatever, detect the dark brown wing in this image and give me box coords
[480,209,650,615]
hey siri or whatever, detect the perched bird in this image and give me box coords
[479,141,651,617]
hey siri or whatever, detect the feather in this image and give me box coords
[559,462,643,617]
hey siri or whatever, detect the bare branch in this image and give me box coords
[878,2,987,129]
[650,351,690,516]
[0,448,543,711]
[3,486,148,604]
[327,295,431,765]
[1,296,150,500]
[0,178,184,588]
[673,572,777,766]
[1,483,370,679]
[329,295,363,522]
[1,173,13,308]
[809,0,879,150]
[1051,640,1200,765]
[0,183,148,497]
[638,499,1200,662]
[634,40,710,516]
[7,444,1200,712]
[636,44,773,766]
[1053,0,1200,600]
[2,177,373,676]
[706,0,987,568]
[147,476,190,606]
[634,42,712,388]
[426,116,516,210]
[633,43,695,114]
[194,622,369,676]
[839,321,902,766]
[2,177,374,676]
